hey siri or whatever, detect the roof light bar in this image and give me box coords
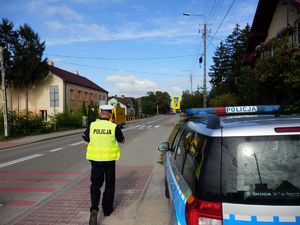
[185,105,280,117]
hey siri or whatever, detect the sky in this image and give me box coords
[0,0,259,98]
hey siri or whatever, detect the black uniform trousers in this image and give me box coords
[90,160,115,214]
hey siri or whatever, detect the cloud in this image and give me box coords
[46,5,83,21]
[27,0,82,21]
[169,86,183,96]
[106,73,158,96]
[44,18,197,45]
[72,0,126,3]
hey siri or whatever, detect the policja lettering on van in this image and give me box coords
[93,129,112,135]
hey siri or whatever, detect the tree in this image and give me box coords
[209,41,231,96]
[254,39,300,108]
[155,91,170,114]
[235,66,258,105]
[0,18,18,109]
[140,91,170,115]
[209,93,237,107]
[81,101,87,116]
[12,23,48,113]
[141,92,157,115]
[181,90,203,111]
[208,24,250,104]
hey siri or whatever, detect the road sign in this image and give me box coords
[172,96,180,110]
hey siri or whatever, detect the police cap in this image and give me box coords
[99,104,113,112]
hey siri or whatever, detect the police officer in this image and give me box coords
[82,104,125,225]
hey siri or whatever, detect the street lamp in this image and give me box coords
[183,13,207,107]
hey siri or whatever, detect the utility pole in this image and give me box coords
[183,13,207,107]
[203,23,207,108]
[0,46,9,137]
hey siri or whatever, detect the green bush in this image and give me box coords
[0,110,53,138]
[0,109,84,138]
[53,111,83,129]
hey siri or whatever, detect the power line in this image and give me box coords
[209,0,224,23]
[45,53,198,61]
[59,61,187,77]
[207,0,236,49]
[207,0,217,23]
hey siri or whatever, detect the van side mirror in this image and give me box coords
[158,142,170,152]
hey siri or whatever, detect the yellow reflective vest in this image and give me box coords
[86,119,120,161]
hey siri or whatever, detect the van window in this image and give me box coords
[174,130,193,172]
[221,135,300,205]
[171,128,183,152]
[198,137,222,201]
[182,133,205,193]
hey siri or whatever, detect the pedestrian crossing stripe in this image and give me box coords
[137,125,160,129]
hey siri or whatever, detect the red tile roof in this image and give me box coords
[108,96,134,106]
[49,65,108,93]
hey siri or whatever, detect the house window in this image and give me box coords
[78,91,82,101]
[49,85,59,107]
[297,20,300,46]
[40,110,47,121]
[90,93,93,105]
[85,92,88,102]
[70,89,74,100]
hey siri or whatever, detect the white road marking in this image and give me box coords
[49,148,64,152]
[154,125,160,128]
[147,125,152,128]
[0,154,43,168]
[123,116,166,131]
[68,141,83,146]
[133,136,142,142]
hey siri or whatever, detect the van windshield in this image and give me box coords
[221,135,300,205]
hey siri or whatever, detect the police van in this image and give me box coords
[158,105,300,225]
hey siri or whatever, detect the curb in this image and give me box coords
[0,129,85,150]
[129,165,155,225]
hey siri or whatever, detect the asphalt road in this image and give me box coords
[0,115,178,225]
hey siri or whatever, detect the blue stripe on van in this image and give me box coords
[224,215,300,225]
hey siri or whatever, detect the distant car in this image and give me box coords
[158,105,300,225]
[168,111,176,115]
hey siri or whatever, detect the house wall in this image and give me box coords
[65,83,108,114]
[0,72,108,120]
[267,1,300,41]
[108,98,127,115]
[1,74,64,118]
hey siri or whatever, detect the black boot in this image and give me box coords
[89,210,98,225]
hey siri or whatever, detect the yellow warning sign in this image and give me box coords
[172,96,180,110]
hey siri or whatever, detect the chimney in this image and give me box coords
[76,71,80,75]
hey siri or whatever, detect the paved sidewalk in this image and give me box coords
[132,163,171,225]
[0,129,85,150]
[1,123,172,224]
[11,165,153,225]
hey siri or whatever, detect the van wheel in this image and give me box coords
[165,178,170,199]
